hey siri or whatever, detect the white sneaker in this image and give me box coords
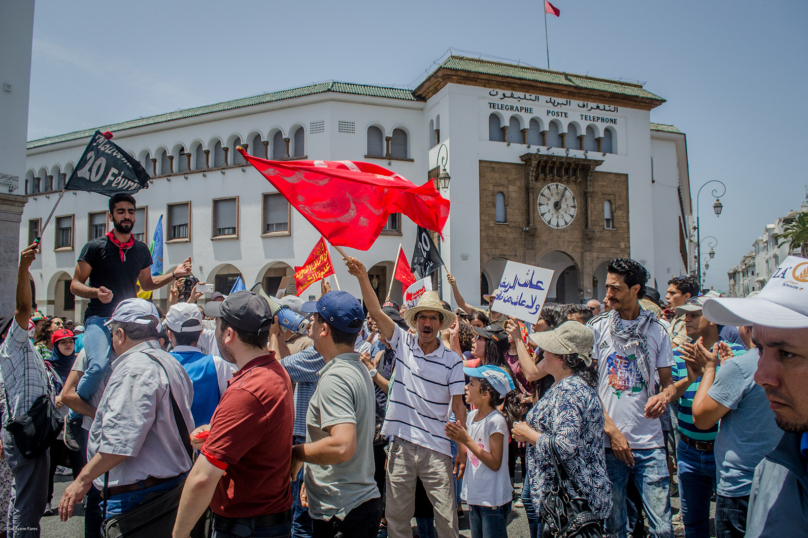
[55,465,72,476]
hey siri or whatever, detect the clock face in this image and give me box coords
[538,183,577,229]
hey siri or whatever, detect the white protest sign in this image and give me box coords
[404,277,433,309]
[491,261,554,324]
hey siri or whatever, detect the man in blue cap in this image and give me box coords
[291,291,381,538]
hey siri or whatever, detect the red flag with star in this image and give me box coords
[238,148,450,250]
[545,0,560,16]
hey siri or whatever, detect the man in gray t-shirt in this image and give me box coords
[689,343,783,537]
[292,291,381,538]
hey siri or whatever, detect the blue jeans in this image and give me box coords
[70,316,111,420]
[469,503,511,538]
[291,436,313,538]
[676,442,716,538]
[213,521,292,538]
[605,448,673,538]
[451,439,462,509]
[416,517,435,538]
[521,476,539,538]
[103,474,184,517]
[714,495,748,538]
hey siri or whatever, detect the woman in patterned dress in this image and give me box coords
[512,321,612,538]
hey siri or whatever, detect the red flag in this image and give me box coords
[394,247,417,290]
[293,237,335,296]
[239,148,450,251]
[545,0,560,16]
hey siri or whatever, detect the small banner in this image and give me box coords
[294,237,336,296]
[65,131,150,196]
[394,246,417,290]
[411,226,444,279]
[491,261,555,325]
[404,277,433,309]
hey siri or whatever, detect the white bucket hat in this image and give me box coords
[702,256,808,329]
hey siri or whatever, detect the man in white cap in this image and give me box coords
[58,298,195,523]
[166,302,233,427]
[347,257,467,538]
[701,256,808,538]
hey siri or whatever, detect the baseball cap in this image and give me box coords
[529,320,595,365]
[382,306,407,329]
[463,365,515,398]
[204,291,273,334]
[104,299,160,326]
[165,303,204,333]
[279,296,307,316]
[210,291,225,302]
[382,300,401,310]
[674,296,707,317]
[51,329,75,346]
[302,291,364,334]
[73,325,85,334]
[471,324,508,344]
[703,256,808,329]
[31,311,45,322]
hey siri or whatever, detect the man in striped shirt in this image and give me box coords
[347,257,467,538]
[670,296,746,537]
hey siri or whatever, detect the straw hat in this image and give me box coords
[403,291,457,331]
[529,321,595,365]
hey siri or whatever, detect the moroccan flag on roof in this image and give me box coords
[238,148,450,251]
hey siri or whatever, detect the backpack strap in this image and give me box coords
[142,352,193,462]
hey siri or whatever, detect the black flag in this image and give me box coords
[411,226,444,279]
[65,131,150,196]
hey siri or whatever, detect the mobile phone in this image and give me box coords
[197,283,214,294]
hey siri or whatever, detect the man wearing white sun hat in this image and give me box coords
[701,256,808,538]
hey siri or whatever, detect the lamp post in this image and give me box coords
[700,235,717,278]
[694,180,727,290]
[434,144,450,299]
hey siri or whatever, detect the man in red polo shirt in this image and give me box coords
[173,291,294,538]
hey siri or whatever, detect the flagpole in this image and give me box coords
[37,188,67,241]
[387,244,402,299]
[544,5,550,70]
[331,272,341,291]
[323,240,343,291]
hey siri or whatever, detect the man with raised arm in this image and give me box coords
[65,193,192,450]
[346,257,467,538]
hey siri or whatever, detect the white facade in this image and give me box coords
[21,56,692,318]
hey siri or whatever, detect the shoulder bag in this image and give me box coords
[539,435,603,538]
[3,362,63,459]
[102,352,210,538]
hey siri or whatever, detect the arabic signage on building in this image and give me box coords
[490,261,554,325]
[486,89,619,125]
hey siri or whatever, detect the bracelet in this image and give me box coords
[172,269,177,279]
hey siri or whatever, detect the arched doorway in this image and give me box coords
[206,264,244,295]
[592,261,610,301]
[259,263,296,298]
[481,258,508,304]
[368,261,394,305]
[538,251,579,304]
[47,271,75,319]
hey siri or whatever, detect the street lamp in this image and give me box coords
[699,236,718,282]
[709,248,715,259]
[435,144,451,191]
[694,181,727,290]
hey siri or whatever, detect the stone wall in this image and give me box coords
[0,194,28,315]
[479,158,630,301]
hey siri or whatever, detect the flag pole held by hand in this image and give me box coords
[387,243,402,298]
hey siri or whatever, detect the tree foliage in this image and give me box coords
[778,212,808,258]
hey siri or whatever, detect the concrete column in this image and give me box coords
[0,194,27,315]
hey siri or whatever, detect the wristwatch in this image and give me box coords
[368,368,378,377]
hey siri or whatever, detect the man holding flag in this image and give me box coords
[64,193,193,450]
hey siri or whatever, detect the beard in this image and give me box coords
[215,332,237,364]
[774,416,808,433]
[113,219,134,234]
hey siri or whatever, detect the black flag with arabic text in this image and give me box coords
[411,225,444,279]
[65,131,150,196]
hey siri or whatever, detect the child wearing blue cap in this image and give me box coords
[446,365,516,538]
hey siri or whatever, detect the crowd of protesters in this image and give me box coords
[0,193,804,538]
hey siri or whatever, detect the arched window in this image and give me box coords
[250,134,263,157]
[546,121,562,148]
[584,126,597,151]
[213,141,225,167]
[292,127,305,158]
[428,119,435,149]
[367,126,384,156]
[232,137,245,165]
[25,170,34,195]
[604,200,614,229]
[140,151,151,173]
[51,166,61,190]
[603,127,615,154]
[272,131,285,159]
[488,114,503,142]
[194,144,205,169]
[178,146,188,172]
[566,124,579,149]
[508,117,522,144]
[159,150,170,175]
[434,115,441,145]
[391,128,407,159]
[527,119,541,145]
[495,192,506,223]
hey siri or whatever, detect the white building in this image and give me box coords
[727,200,807,297]
[21,55,693,319]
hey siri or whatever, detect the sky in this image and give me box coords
[27,0,808,292]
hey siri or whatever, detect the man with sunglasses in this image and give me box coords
[668,296,746,537]
[587,299,602,316]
